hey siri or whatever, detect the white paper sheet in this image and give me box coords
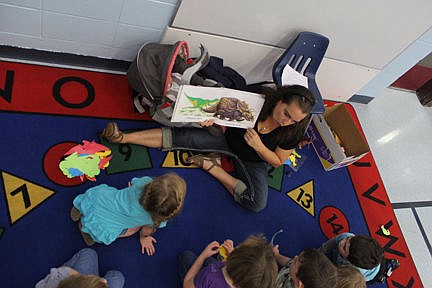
[281,65,309,88]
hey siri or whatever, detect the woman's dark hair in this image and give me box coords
[259,85,316,144]
[348,235,384,269]
[296,248,338,288]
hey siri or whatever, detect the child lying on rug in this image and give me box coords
[178,234,278,288]
[70,173,186,255]
[319,232,384,283]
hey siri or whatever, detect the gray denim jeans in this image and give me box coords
[162,127,269,212]
[63,248,125,288]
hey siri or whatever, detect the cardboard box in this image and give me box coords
[306,104,370,171]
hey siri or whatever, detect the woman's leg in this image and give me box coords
[103,123,227,151]
[195,158,268,212]
[63,248,99,276]
[232,161,269,212]
[198,159,240,194]
[117,127,163,148]
[199,158,268,212]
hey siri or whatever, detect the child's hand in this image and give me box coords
[140,236,157,256]
[201,241,220,258]
[298,139,311,149]
[221,239,234,255]
[273,244,281,256]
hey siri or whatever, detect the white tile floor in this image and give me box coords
[350,88,432,286]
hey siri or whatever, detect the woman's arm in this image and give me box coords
[256,146,292,167]
[244,128,292,167]
[183,241,220,288]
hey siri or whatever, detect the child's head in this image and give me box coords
[226,234,278,288]
[140,173,186,227]
[58,275,108,288]
[291,248,338,288]
[337,266,366,288]
[338,235,384,269]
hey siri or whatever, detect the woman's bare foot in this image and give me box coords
[200,158,221,172]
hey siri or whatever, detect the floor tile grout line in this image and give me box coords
[411,207,432,257]
[392,201,432,209]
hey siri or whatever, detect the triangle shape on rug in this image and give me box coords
[1,171,55,224]
[286,179,315,216]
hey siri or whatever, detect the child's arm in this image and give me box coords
[183,241,220,288]
[273,244,291,266]
[130,176,152,190]
[320,232,354,255]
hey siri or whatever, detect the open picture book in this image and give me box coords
[171,85,265,129]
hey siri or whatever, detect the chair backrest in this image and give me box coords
[273,32,329,114]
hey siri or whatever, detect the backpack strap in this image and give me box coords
[181,44,210,85]
[366,258,400,284]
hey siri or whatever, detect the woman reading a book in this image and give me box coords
[101,85,315,212]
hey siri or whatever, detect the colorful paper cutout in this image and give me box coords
[59,140,111,181]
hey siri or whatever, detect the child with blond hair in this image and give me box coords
[70,173,186,255]
[337,266,366,288]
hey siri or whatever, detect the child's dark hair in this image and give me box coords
[296,248,338,288]
[58,275,108,288]
[139,173,186,231]
[259,85,316,144]
[226,234,278,288]
[337,266,366,288]
[348,235,384,269]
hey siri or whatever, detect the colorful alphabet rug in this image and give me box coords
[0,61,422,287]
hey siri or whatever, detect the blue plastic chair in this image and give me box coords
[273,32,329,114]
